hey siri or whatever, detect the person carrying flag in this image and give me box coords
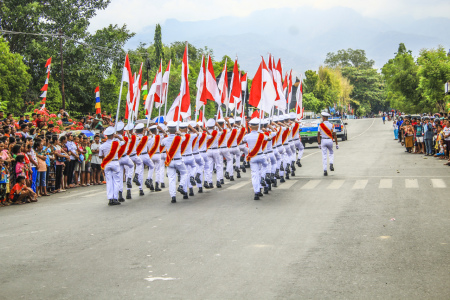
[116,121,135,201]
[317,112,339,176]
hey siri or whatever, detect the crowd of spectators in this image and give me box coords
[0,108,116,206]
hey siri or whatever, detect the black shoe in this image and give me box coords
[204,181,209,189]
[126,178,132,188]
[272,180,277,187]
[260,178,266,187]
[154,182,161,192]
[198,187,203,193]
[241,165,246,173]
[190,176,196,186]
[177,185,186,195]
[264,187,269,194]
[297,159,302,167]
[118,191,125,202]
[171,197,177,203]
[225,172,230,179]
[133,174,140,186]
[330,164,334,171]
[183,194,189,200]
[149,180,154,191]
[324,171,328,176]
[230,176,235,181]
[178,175,180,183]
[258,191,264,197]
[195,173,201,184]
[126,190,132,199]
[108,199,121,206]
[291,164,296,171]
[189,188,194,197]
[216,181,222,188]
[145,179,151,188]
[139,190,144,196]
[236,172,241,179]
[209,183,214,189]
[161,183,165,188]
[220,179,224,185]
[280,177,285,183]
[254,194,260,200]
[286,173,290,180]
[213,168,217,173]
[291,172,295,177]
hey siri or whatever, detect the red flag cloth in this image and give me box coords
[123,54,134,120]
[229,58,241,108]
[206,55,220,104]
[248,62,262,108]
[45,57,52,68]
[179,44,191,118]
[251,110,260,119]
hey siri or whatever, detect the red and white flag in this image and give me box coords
[229,58,241,111]
[237,72,247,114]
[122,54,134,120]
[133,62,143,118]
[151,60,163,108]
[295,75,303,120]
[178,43,191,119]
[166,94,182,122]
[287,70,293,108]
[273,59,286,111]
[205,55,220,104]
[39,57,52,109]
[195,55,206,110]
[248,57,277,113]
[218,59,229,106]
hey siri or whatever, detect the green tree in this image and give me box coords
[154,24,164,65]
[325,48,375,69]
[303,92,324,113]
[0,37,31,112]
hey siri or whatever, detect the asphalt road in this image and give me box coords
[0,118,449,300]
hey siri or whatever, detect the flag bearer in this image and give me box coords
[147,124,164,192]
[134,123,155,191]
[317,112,339,176]
[205,118,223,188]
[116,121,134,201]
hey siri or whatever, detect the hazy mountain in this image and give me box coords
[126,6,448,75]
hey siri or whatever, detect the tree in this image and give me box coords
[303,92,324,113]
[154,24,164,65]
[0,37,31,112]
[325,48,375,69]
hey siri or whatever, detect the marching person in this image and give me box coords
[116,121,134,201]
[217,118,234,182]
[179,122,199,196]
[134,123,155,192]
[235,117,248,173]
[191,121,205,193]
[205,118,223,188]
[127,123,145,196]
[317,112,339,176]
[147,124,164,192]
[99,126,124,206]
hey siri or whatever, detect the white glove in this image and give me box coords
[318,144,321,149]
[336,145,339,149]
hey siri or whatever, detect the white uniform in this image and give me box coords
[100,139,123,200]
[264,131,278,175]
[243,131,269,193]
[219,129,233,178]
[161,134,188,197]
[318,121,335,171]
[137,134,155,182]
[228,127,241,171]
[118,137,134,193]
[148,134,162,184]
[292,123,304,161]
[198,132,210,186]
[128,135,144,191]
[181,132,197,192]
[192,132,205,188]
[206,129,222,184]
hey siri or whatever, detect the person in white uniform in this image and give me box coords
[133,123,155,191]
[227,118,242,179]
[289,112,305,168]
[317,112,339,176]
[116,121,134,201]
[205,118,223,188]
[148,124,165,192]
[99,126,125,206]
[191,121,205,193]
[217,118,234,182]
[179,122,199,197]
[161,121,188,203]
[158,124,167,189]
[127,123,145,196]
[235,117,248,173]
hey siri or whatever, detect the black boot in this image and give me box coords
[260,178,266,187]
[280,164,284,171]
[324,170,328,176]
[286,172,290,180]
[254,194,260,200]
[171,196,177,203]
[126,190,132,199]
[291,163,296,171]
[145,179,151,189]
[216,181,222,188]
[241,165,246,173]
[139,190,144,196]
[280,176,285,183]
[198,187,203,193]
[177,185,186,195]
[189,187,194,196]
[195,173,201,184]
[183,194,189,199]
[297,159,302,167]
[220,179,224,185]
[204,181,210,189]
[272,179,277,187]
[264,187,269,194]
[149,179,154,191]
[268,183,272,191]
[161,183,165,188]
[126,178,132,188]
[209,182,214,189]
[108,199,121,206]
[154,182,161,192]
[133,174,140,186]
[330,164,334,171]
[225,171,230,179]
[275,169,280,179]
[189,176,196,186]
[236,171,241,179]
[291,171,295,177]
[118,191,125,202]
[230,176,235,181]
[258,190,264,197]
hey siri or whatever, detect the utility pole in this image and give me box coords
[59,29,66,110]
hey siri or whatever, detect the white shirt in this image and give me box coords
[318,121,335,139]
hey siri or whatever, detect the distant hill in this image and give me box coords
[126,6,449,76]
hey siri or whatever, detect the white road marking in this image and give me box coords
[58,190,101,199]
[227,181,251,190]
[278,180,298,189]
[405,179,419,188]
[352,180,368,190]
[379,179,392,189]
[327,180,345,190]
[348,118,376,141]
[431,179,446,188]
[81,191,106,198]
[301,180,321,190]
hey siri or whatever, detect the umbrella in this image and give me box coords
[154,116,164,123]
[81,130,95,137]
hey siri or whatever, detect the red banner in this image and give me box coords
[180,134,191,155]
[218,129,227,147]
[117,136,129,157]
[198,132,207,149]
[206,130,218,149]
[319,123,333,139]
[227,128,238,148]
[236,127,246,145]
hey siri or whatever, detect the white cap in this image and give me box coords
[197,121,203,126]
[321,112,331,117]
[124,123,134,131]
[217,118,225,123]
[289,112,296,119]
[149,125,157,130]
[229,118,235,124]
[206,119,216,127]
[249,118,260,125]
[261,119,269,125]
[279,115,285,121]
[134,123,144,130]
[235,117,242,122]
[103,127,115,136]
[179,122,188,128]
[189,121,197,127]
[159,124,167,131]
[116,121,125,131]
[167,121,177,128]
[283,114,290,120]
[273,116,279,122]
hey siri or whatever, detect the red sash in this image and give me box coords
[262,132,270,151]
[236,127,246,145]
[273,128,282,145]
[126,135,136,155]
[281,128,290,144]
[101,141,119,169]
[319,123,333,139]
[198,132,207,149]
[165,136,182,166]
[117,136,129,157]
[160,145,166,153]
[206,130,218,149]
[136,136,148,156]
[180,134,191,155]
[246,133,264,161]
[218,129,227,147]
[292,123,300,137]
[227,129,238,148]
[191,135,198,150]
[148,135,160,158]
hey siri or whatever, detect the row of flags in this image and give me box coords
[39,57,52,110]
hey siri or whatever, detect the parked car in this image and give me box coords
[329,118,348,141]
[300,120,320,144]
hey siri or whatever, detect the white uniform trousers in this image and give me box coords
[321,139,334,171]
[283,144,292,169]
[266,151,277,174]
[140,153,154,181]
[239,144,248,161]
[201,152,211,184]
[294,139,304,160]
[182,155,196,191]
[119,155,134,192]
[249,154,268,193]
[277,146,286,176]
[160,153,166,185]
[207,149,222,182]
[130,155,144,190]
[167,159,187,197]
[151,154,162,183]
[229,146,241,169]
[219,148,233,177]
[289,142,296,163]
[194,153,205,188]
[105,161,121,200]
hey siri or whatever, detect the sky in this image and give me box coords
[89,0,450,33]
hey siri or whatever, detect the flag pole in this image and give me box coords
[114,59,126,133]
[177,42,188,129]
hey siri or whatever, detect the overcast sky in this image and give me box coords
[89,0,450,33]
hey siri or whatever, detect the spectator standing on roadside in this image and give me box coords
[403,119,414,153]
[423,117,434,156]
[393,120,398,140]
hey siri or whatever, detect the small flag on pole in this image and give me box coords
[95,86,101,114]
[142,81,148,101]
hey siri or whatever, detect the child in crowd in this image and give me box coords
[83,136,92,186]
[9,176,37,204]
[0,159,9,206]
[34,141,49,197]
[90,134,101,185]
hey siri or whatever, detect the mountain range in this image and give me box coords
[125,6,449,76]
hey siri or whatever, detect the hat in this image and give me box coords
[103,127,115,136]
[249,118,260,125]
[159,124,167,131]
[321,112,331,117]
[197,121,203,126]
[235,117,242,122]
[179,122,188,128]
[189,121,197,127]
[261,119,269,125]
[134,123,144,130]
[124,123,134,131]
[116,121,125,131]
[149,125,158,130]
[229,118,235,124]
[278,115,285,121]
[167,121,177,128]
[289,112,296,119]
[217,118,225,123]
[273,116,279,122]
[206,119,215,127]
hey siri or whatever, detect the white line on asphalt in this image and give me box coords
[278,180,298,190]
[348,118,376,141]
[227,181,251,190]
[352,180,368,190]
[301,180,321,190]
[431,179,446,188]
[81,191,106,198]
[379,179,392,189]
[58,190,101,199]
[405,179,419,188]
[327,180,345,189]
[301,151,320,159]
